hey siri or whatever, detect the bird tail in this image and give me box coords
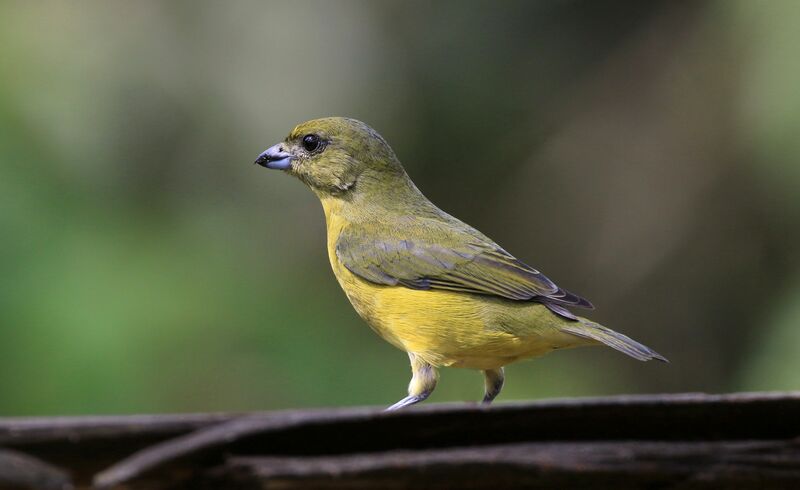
[561,319,668,362]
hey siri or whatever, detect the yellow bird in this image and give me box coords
[255,117,666,410]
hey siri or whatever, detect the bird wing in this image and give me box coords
[335,219,593,311]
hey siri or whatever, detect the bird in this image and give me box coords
[255,117,666,410]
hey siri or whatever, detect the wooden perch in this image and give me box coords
[1,392,800,489]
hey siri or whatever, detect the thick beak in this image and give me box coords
[254,144,293,170]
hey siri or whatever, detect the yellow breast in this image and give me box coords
[319,198,587,369]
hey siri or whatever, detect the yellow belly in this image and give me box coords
[332,262,583,368]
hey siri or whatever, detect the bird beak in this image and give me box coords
[254,144,293,170]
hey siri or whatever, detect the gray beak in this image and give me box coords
[255,144,293,170]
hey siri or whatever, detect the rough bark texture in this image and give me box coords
[1,392,799,489]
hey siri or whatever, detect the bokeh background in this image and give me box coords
[1,0,799,415]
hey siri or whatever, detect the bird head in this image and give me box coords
[255,117,411,199]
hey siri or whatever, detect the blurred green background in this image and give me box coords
[1,0,799,415]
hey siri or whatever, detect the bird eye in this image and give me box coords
[302,134,322,152]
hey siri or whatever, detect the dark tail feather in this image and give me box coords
[561,320,668,362]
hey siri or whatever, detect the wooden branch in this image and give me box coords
[1,392,800,489]
[220,439,800,489]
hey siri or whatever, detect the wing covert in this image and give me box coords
[335,224,592,310]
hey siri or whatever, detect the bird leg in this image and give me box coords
[385,353,438,411]
[482,367,505,404]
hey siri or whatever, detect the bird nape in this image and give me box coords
[255,117,666,410]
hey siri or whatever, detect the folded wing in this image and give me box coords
[335,221,592,318]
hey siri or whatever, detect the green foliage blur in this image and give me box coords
[1,1,799,415]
